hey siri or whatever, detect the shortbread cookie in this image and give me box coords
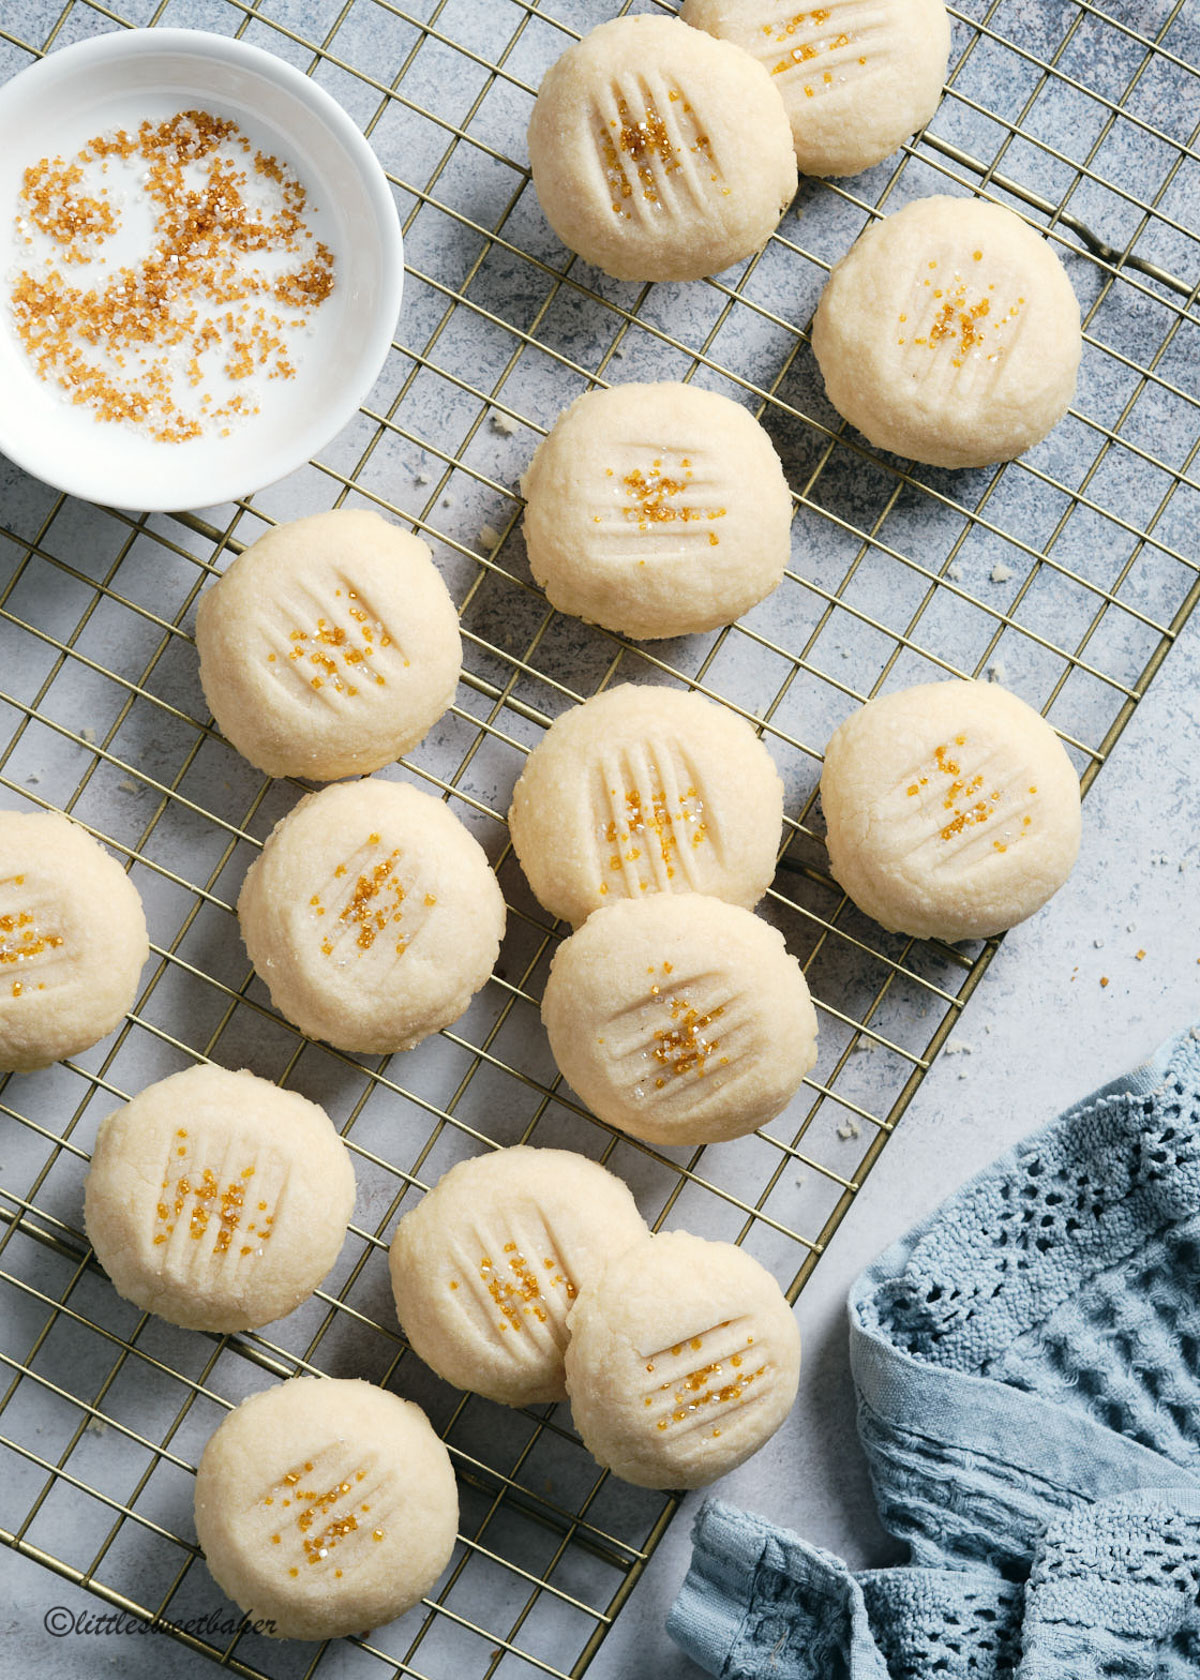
[85,1065,355,1332]
[195,1377,457,1640]
[812,196,1081,468]
[820,679,1081,942]
[564,1231,801,1488]
[681,0,950,178]
[238,778,505,1053]
[196,510,461,781]
[542,896,817,1145]
[527,15,797,282]
[0,810,148,1072]
[522,383,793,640]
[508,685,784,928]
[389,1146,648,1406]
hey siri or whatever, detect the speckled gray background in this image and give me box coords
[0,1,1197,1677]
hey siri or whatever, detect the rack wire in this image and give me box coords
[0,0,1197,1674]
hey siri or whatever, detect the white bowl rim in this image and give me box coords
[0,26,405,512]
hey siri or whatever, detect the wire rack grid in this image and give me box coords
[0,0,1197,1675]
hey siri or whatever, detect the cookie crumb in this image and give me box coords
[478,523,501,549]
[985,660,1007,684]
[837,1117,861,1140]
[989,562,1014,583]
[489,409,518,436]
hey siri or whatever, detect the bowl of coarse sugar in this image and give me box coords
[0,28,404,511]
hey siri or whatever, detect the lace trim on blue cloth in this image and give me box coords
[668,1026,1200,1679]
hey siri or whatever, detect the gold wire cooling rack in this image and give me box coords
[0,0,1198,1675]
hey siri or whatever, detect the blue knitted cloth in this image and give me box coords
[669,1025,1200,1678]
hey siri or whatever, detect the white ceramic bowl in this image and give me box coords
[0,29,403,511]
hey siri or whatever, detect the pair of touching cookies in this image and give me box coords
[528,5,951,284]
[511,682,821,1145]
[388,1146,802,1492]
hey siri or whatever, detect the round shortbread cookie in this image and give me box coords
[527,15,797,282]
[85,1065,356,1332]
[196,510,461,782]
[195,1377,458,1640]
[811,196,1081,467]
[389,1146,648,1406]
[508,685,784,928]
[564,1231,801,1489]
[522,383,793,640]
[0,810,148,1073]
[542,897,818,1145]
[238,778,505,1053]
[820,679,1082,942]
[681,0,950,178]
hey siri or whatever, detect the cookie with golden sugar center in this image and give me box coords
[85,1064,356,1333]
[195,1377,457,1640]
[507,684,784,929]
[0,809,148,1072]
[681,0,950,178]
[542,896,818,1145]
[527,14,797,283]
[811,196,1081,467]
[196,509,461,782]
[564,1230,801,1489]
[238,778,505,1053]
[389,1146,648,1406]
[522,383,793,640]
[820,679,1081,942]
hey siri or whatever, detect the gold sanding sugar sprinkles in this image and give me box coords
[9,108,335,442]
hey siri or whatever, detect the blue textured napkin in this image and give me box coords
[669,1024,1200,1678]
